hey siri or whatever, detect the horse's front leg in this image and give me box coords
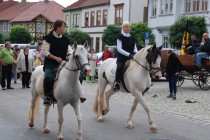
[133,92,157,133]
[126,98,138,129]
[73,102,82,140]
[43,105,50,133]
[57,101,64,140]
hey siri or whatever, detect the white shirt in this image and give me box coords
[117,31,137,57]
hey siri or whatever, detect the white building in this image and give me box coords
[148,0,209,48]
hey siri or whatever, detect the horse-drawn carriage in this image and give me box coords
[161,50,210,90]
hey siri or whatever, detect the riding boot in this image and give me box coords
[43,77,52,106]
[113,66,123,91]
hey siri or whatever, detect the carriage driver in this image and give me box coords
[42,20,86,106]
[195,33,210,70]
[113,21,138,91]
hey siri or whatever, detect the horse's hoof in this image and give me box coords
[126,124,134,129]
[77,136,82,140]
[57,137,63,140]
[97,116,104,122]
[150,127,158,133]
[29,122,34,128]
[102,109,110,116]
[44,127,50,133]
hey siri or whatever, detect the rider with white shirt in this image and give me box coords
[113,21,137,91]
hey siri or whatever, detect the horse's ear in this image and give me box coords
[84,40,88,49]
[73,41,77,50]
[159,45,163,51]
[152,44,156,51]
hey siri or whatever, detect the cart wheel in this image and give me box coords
[192,74,200,86]
[199,73,210,90]
[176,75,184,87]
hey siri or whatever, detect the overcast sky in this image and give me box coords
[16,0,78,7]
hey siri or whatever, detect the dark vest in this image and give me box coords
[43,31,69,69]
[117,34,136,62]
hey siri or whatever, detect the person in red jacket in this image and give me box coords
[102,45,114,61]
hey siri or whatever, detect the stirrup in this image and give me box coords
[112,82,120,91]
[43,97,52,106]
[80,97,86,103]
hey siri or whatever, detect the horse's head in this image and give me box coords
[71,41,91,75]
[146,44,162,79]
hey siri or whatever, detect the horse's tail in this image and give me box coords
[28,96,40,121]
[93,86,106,114]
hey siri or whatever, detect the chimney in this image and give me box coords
[44,0,49,3]
[21,0,26,8]
[0,0,3,4]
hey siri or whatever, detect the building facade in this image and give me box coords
[64,0,148,52]
[148,0,209,48]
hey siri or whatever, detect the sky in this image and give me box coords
[16,0,78,7]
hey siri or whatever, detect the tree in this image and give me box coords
[9,25,32,43]
[67,30,91,45]
[102,23,155,46]
[0,32,5,43]
[169,16,207,49]
[130,22,155,45]
[102,25,121,46]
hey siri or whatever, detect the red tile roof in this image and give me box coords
[80,0,110,8]
[63,0,88,11]
[64,0,110,11]
[11,1,64,22]
[0,0,18,12]
[0,2,35,21]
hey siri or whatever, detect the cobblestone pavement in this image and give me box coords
[82,79,210,126]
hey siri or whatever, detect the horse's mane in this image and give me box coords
[129,45,152,69]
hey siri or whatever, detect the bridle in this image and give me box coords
[132,47,161,76]
[64,53,89,72]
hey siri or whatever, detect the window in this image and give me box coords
[151,0,157,16]
[8,22,12,31]
[185,0,191,13]
[90,11,95,26]
[96,37,100,52]
[73,14,80,27]
[65,15,69,30]
[160,0,173,15]
[115,4,123,25]
[36,23,45,33]
[103,9,108,25]
[185,0,208,13]
[85,12,89,27]
[193,0,200,12]
[202,0,208,11]
[163,36,169,48]
[3,22,7,32]
[96,10,101,26]
[90,37,94,48]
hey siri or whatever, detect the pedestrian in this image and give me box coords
[0,42,15,90]
[34,45,44,67]
[113,21,138,91]
[102,45,114,61]
[0,45,4,85]
[17,45,34,89]
[13,45,20,84]
[112,47,118,58]
[42,19,86,106]
[86,48,97,83]
[165,50,182,100]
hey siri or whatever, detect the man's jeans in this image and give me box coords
[195,52,209,69]
[168,75,177,95]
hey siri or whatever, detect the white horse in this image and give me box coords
[28,43,91,140]
[93,45,162,133]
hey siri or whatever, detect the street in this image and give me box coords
[0,80,210,140]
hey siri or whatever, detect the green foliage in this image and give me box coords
[67,30,91,45]
[169,16,207,49]
[9,25,32,43]
[102,23,155,46]
[130,22,155,45]
[0,32,5,43]
[102,25,121,46]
